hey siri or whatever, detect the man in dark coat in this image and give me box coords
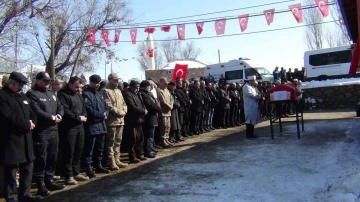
[175,78,189,138]
[26,72,64,196]
[189,80,204,135]
[122,80,148,163]
[82,75,110,178]
[219,82,231,128]
[0,72,41,202]
[139,80,162,158]
[206,82,218,130]
[200,80,210,132]
[181,80,192,136]
[168,81,183,143]
[58,76,89,185]
[228,83,241,127]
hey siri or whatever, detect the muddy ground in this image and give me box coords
[2,111,360,202]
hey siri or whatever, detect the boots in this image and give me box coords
[108,156,119,171]
[246,124,258,139]
[45,179,64,191]
[86,165,96,179]
[95,162,110,174]
[36,180,50,197]
[115,154,128,168]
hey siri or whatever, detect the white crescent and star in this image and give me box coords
[89,32,94,40]
[196,23,203,28]
[178,27,183,36]
[318,1,325,10]
[216,21,224,29]
[240,18,247,26]
[131,31,136,40]
[292,8,299,14]
[176,69,184,77]
[266,12,273,19]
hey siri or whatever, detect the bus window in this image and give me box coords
[225,70,243,80]
[245,68,261,80]
[309,50,352,66]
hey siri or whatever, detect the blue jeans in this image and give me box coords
[207,108,215,127]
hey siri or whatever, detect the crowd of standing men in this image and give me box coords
[0,70,296,202]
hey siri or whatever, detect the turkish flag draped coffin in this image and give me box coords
[86,1,332,45]
[265,84,297,101]
[172,64,189,81]
[289,3,303,23]
[315,0,329,17]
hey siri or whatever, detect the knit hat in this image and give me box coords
[140,80,151,88]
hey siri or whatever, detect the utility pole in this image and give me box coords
[218,49,221,63]
[14,21,18,71]
[104,61,107,79]
[49,27,55,79]
[111,60,113,73]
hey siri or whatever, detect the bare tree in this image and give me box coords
[180,41,202,60]
[30,0,132,75]
[329,1,350,45]
[136,42,165,70]
[303,0,324,50]
[160,37,182,63]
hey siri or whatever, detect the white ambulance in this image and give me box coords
[204,58,273,83]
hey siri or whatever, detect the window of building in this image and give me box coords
[309,50,352,66]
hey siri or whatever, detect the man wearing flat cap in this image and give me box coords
[26,72,65,196]
[122,79,148,163]
[0,72,41,202]
[82,75,110,177]
[242,76,261,138]
[102,73,128,170]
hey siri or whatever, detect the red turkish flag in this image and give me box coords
[263,9,275,25]
[196,22,204,35]
[145,27,155,34]
[349,38,360,76]
[315,0,329,17]
[101,29,110,45]
[177,24,185,40]
[130,28,137,44]
[289,3,303,23]
[214,19,226,35]
[87,29,96,45]
[172,64,188,81]
[114,29,121,43]
[161,25,171,32]
[238,14,249,32]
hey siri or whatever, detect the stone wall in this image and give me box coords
[145,68,205,82]
[302,84,360,109]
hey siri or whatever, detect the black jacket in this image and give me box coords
[207,88,219,108]
[219,88,231,109]
[57,85,87,129]
[229,88,240,106]
[123,89,146,127]
[139,89,162,126]
[0,86,37,165]
[175,88,188,112]
[82,85,108,135]
[189,88,204,112]
[200,87,210,109]
[26,85,64,134]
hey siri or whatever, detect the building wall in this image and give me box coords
[145,68,205,82]
[303,85,360,109]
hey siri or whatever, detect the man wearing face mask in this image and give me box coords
[0,72,41,202]
[26,72,65,197]
[82,75,110,178]
[58,76,88,185]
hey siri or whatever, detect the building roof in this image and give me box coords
[161,59,206,70]
[338,0,358,42]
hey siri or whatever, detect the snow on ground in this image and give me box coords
[301,78,360,89]
[45,115,360,202]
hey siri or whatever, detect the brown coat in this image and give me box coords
[157,88,173,117]
[102,87,127,126]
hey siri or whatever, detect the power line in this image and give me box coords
[68,2,335,31]
[92,20,340,43]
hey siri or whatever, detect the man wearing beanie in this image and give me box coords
[82,75,110,178]
[122,79,148,163]
[102,73,128,170]
[139,80,162,158]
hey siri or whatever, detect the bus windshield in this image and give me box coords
[254,67,272,75]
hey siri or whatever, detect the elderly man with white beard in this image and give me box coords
[242,76,261,139]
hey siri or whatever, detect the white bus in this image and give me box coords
[304,45,356,80]
[204,58,273,83]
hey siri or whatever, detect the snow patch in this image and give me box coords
[301,78,360,89]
